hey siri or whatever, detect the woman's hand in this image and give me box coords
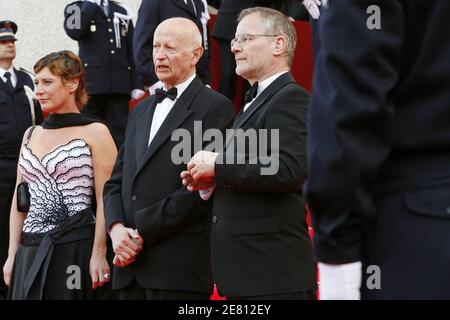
[3,254,15,287]
[89,249,110,290]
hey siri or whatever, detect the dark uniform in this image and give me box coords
[133,0,211,88]
[0,20,43,299]
[306,0,450,299]
[64,0,142,148]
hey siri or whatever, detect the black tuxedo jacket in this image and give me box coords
[133,0,211,87]
[103,77,234,291]
[211,73,316,297]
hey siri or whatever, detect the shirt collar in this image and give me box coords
[256,71,288,97]
[0,66,15,79]
[163,73,196,100]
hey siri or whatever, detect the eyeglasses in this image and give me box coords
[230,34,279,48]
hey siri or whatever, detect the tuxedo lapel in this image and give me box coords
[135,98,157,167]
[226,73,295,146]
[134,77,203,176]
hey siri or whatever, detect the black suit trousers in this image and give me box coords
[118,280,210,300]
[82,94,130,149]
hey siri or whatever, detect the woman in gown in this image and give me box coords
[2,50,117,299]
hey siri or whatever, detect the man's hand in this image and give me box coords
[186,151,218,189]
[181,170,214,191]
[109,223,144,268]
[303,0,321,20]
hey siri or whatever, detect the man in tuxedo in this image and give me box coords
[64,0,144,148]
[306,0,450,299]
[212,1,308,103]
[103,17,234,299]
[0,20,43,299]
[133,0,211,93]
[182,7,316,299]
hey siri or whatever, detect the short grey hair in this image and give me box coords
[238,7,297,66]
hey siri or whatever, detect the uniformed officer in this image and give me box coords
[306,0,450,299]
[64,0,145,148]
[0,20,43,299]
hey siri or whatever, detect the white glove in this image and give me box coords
[86,0,101,5]
[131,89,146,100]
[147,80,163,95]
[303,0,321,20]
[318,261,362,300]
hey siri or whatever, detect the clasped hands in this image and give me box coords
[181,151,219,191]
[109,223,144,268]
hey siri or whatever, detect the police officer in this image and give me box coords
[307,0,450,299]
[0,20,43,299]
[64,0,145,148]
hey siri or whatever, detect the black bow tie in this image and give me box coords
[155,87,178,103]
[244,81,258,104]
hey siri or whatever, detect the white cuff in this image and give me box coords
[318,261,362,300]
[199,186,215,201]
[131,89,146,100]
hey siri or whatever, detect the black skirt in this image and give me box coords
[8,233,115,300]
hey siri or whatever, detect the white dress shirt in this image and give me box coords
[148,73,196,146]
[0,66,17,88]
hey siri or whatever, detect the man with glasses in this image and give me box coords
[182,7,316,299]
[0,20,43,299]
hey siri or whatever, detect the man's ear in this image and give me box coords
[273,35,286,58]
[66,78,79,93]
[191,46,204,65]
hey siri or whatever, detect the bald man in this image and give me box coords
[103,18,234,300]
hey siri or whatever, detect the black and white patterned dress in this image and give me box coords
[20,138,94,234]
[8,139,105,300]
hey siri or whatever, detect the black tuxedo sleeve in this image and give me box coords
[103,139,126,232]
[64,2,98,40]
[133,94,235,246]
[215,84,308,192]
[306,0,403,263]
[133,0,160,87]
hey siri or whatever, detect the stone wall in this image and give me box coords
[0,0,141,72]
